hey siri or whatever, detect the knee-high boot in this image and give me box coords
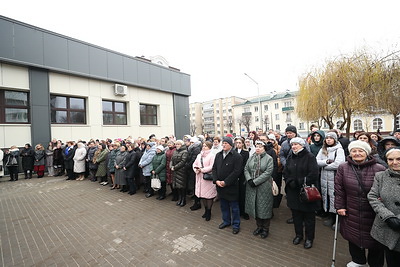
[176,188,183,206]
[180,189,186,207]
[190,196,201,211]
[171,188,179,201]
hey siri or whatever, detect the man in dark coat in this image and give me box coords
[212,137,243,234]
[21,143,35,179]
[63,141,76,180]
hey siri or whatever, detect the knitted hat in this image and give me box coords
[156,145,165,152]
[348,140,371,155]
[190,136,199,143]
[222,137,234,147]
[285,125,297,134]
[290,137,306,147]
[325,132,338,141]
[267,134,276,141]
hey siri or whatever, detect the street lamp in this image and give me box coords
[244,73,262,131]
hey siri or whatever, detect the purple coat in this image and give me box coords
[334,156,385,249]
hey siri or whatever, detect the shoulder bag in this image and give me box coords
[272,180,279,196]
[200,157,213,181]
[299,177,322,202]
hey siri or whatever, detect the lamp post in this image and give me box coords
[244,73,262,131]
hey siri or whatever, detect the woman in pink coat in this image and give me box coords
[193,141,216,221]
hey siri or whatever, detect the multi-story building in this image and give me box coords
[189,96,246,136]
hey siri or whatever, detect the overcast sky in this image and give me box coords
[2,1,400,103]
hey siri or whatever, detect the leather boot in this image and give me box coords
[202,207,207,218]
[176,189,183,206]
[179,189,186,207]
[205,209,211,221]
[171,189,179,201]
[190,196,202,211]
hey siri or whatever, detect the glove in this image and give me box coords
[385,217,400,231]
[248,180,256,188]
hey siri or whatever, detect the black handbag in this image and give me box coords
[200,157,213,181]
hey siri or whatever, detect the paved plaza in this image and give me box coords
[0,176,351,266]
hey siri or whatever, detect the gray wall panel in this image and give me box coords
[150,65,162,89]
[137,61,150,86]
[171,72,184,95]
[44,33,68,70]
[29,68,51,148]
[107,52,124,81]
[68,40,89,73]
[0,19,14,59]
[173,94,190,139]
[89,46,107,77]
[14,24,44,65]
[161,68,172,91]
[123,57,138,84]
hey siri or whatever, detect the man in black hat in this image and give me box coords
[212,137,243,234]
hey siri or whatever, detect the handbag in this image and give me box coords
[272,180,279,196]
[200,157,213,181]
[299,177,321,202]
[151,173,161,191]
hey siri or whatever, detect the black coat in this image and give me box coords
[124,150,138,179]
[283,148,319,212]
[236,149,249,185]
[63,146,76,170]
[212,149,243,201]
[21,147,35,170]
[53,148,64,166]
[265,143,278,181]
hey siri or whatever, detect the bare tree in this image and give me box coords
[190,123,197,136]
[241,115,252,134]
[263,115,269,131]
[226,116,233,134]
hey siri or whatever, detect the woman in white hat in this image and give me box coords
[335,140,386,267]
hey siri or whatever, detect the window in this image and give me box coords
[354,119,363,131]
[243,107,250,113]
[323,121,329,129]
[275,114,279,121]
[274,103,279,109]
[264,105,268,111]
[51,95,85,124]
[284,101,292,107]
[254,106,258,112]
[299,122,305,130]
[372,118,383,130]
[286,113,292,121]
[276,124,280,130]
[140,104,158,125]
[255,116,259,122]
[336,120,344,129]
[102,101,127,125]
[0,90,29,123]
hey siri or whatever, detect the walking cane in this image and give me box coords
[331,213,339,267]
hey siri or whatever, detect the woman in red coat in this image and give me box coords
[335,140,386,267]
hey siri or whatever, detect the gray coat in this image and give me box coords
[244,152,274,219]
[316,143,345,213]
[139,144,156,177]
[368,169,400,251]
[34,149,46,166]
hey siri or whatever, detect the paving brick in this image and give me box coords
[0,176,353,266]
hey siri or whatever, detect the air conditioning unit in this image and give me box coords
[114,84,127,96]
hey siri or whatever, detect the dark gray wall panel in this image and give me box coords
[44,33,68,70]
[173,94,190,138]
[150,65,162,89]
[0,19,14,59]
[161,68,172,91]
[89,46,107,77]
[123,57,138,84]
[171,72,185,95]
[107,52,123,81]
[14,24,44,65]
[137,61,150,86]
[68,40,89,73]
[29,68,51,148]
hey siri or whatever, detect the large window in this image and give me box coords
[0,90,29,123]
[353,119,363,131]
[50,95,86,124]
[140,104,158,125]
[102,101,127,125]
[372,118,383,130]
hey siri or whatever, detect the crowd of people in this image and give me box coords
[1,127,400,266]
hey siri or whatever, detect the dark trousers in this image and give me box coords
[144,176,154,195]
[385,246,400,267]
[127,178,136,194]
[238,176,247,216]
[291,209,316,240]
[8,166,18,180]
[23,169,33,179]
[348,241,384,267]
[256,218,271,230]
[220,199,240,229]
[66,168,75,180]
[158,181,166,197]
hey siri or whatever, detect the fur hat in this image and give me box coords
[285,125,297,134]
[267,134,276,141]
[290,137,306,147]
[348,140,371,155]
